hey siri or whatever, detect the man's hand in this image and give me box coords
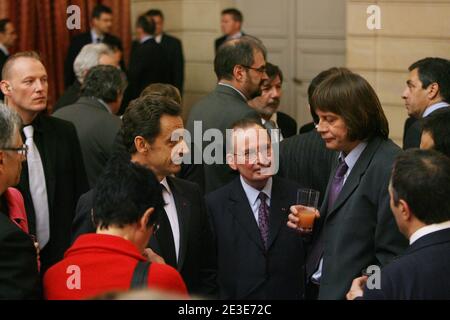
[346,276,368,300]
[286,205,320,235]
[143,248,166,264]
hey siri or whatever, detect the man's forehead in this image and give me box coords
[7,58,46,79]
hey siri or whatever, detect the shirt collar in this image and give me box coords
[261,113,278,127]
[96,98,112,114]
[339,141,368,172]
[423,102,449,118]
[0,43,9,56]
[240,176,272,206]
[160,177,172,195]
[227,31,243,40]
[91,29,104,43]
[218,82,248,101]
[155,34,163,44]
[410,220,450,245]
[140,35,153,44]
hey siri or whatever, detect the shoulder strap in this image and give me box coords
[130,261,151,289]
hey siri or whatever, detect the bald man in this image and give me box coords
[0,51,89,273]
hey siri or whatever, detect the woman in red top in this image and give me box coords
[44,155,188,299]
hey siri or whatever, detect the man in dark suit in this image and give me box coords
[0,104,39,299]
[347,149,450,300]
[53,65,125,188]
[54,43,120,112]
[186,37,267,193]
[0,19,17,101]
[287,69,407,300]
[206,119,305,299]
[64,4,123,88]
[402,57,450,149]
[71,95,217,297]
[120,15,170,114]
[248,62,297,140]
[146,9,185,94]
[215,8,245,53]
[0,51,89,273]
[420,109,450,158]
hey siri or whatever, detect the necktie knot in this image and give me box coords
[258,192,268,202]
[23,125,34,139]
[335,159,348,178]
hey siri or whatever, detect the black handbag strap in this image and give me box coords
[130,261,151,289]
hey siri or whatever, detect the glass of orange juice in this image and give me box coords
[296,188,320,232]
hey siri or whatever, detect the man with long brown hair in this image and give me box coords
[287,68,407,300]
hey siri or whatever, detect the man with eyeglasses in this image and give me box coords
[0,103,40,299]
[0,51,89,274]
[187,36,268,194]
[205,118,306,299]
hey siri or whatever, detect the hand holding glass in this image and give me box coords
[295,189,320,232]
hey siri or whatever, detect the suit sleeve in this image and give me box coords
[374,163,408,266]
[403,121,421,150]
[0,227,39,299]
[67,123,90,215]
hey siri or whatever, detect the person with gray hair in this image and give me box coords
[54,43,120,112]
[53,65,126,187]
[0,103,40,299]
[186,36,268,193]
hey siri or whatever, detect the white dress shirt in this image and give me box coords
[160,178,181,262]
[240,176,272,226]
[0,43,9,56]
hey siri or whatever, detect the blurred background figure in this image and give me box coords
[54,43,120,112]
[0,18,17,102]
[146,9,185,95]
[64,4,124,88]
[214,8,244,53]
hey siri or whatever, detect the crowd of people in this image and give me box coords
[0,5,450,300]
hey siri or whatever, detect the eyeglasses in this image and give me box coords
[1,144,28,156]
[241,64,267,74]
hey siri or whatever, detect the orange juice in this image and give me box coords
[297,208,315,231]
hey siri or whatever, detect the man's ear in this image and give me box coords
[0,80,11,96]
[139,207,154,231]
[398,199,413,222]
[427,82,440,101]
[233,65,245,82]
[134,136,148,153]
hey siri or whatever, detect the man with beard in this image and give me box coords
[248,63,297,141]
[186,37,268,193]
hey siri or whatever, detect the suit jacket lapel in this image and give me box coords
[229,179,265,252]
[325,137,383,222]
[168,177,190,271]
[267,177,288,250]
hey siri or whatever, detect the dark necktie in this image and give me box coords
[258,192,270,249]
[327,158,349,210]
